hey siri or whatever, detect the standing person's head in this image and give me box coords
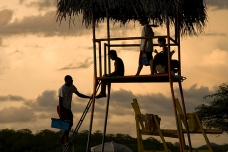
[64,75,73,86]
[158,37,166,47]
[108,50,117,60]
[139,17,149,26]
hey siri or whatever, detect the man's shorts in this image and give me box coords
[57,106,73,128]
[138,51,153,66]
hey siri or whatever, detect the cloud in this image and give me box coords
[0,55,10,75]
[8,49,24,56]
[0,9,148,39]
[0,38,2,46]
[94,89,184,117]
[22,90,91,116]
[73,83,216,118]
[174,84,213,112]
[23,0,56,10]
[0,95,25,102]
[0,83,219,120]
[218,42,228,51]
[202,32,227,37]
[71,84,216,138]
[0,10,90,37]
[8,49,25,60]
[19,0,26,4]
[25,90,58,111]
[199,49,228,66]
[0,9,13,26]
[0,83,217,131]
[208,0,228,10]
[59,57,93,70]
[36,90,58,107]
[0,107,36,123]
[12,83,215,119]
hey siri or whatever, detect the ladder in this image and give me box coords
[63,81,101,152]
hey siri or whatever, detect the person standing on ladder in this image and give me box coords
[135,17,155,75]
[57,75,91,146]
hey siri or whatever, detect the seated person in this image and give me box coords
[96,50,125,98]
[153,37,175,73]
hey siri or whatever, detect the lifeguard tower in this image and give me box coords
[56,0,223,152]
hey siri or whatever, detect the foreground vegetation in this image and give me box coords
[195,82,228,133]
[0,129,227,152]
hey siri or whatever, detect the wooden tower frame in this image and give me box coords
[85,13,193,152]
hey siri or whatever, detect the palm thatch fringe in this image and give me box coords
[56,0,208,36]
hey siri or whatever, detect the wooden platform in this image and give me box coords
[97,74,180,83]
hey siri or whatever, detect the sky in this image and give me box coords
[0,0,228,148]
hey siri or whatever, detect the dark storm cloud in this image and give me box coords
[0,107,36,123]
[0,95,25,102]
[208,0,228,10]
[0,10,90,37]
[59,58,93,70]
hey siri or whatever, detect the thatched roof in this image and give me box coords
[56,0,207,36]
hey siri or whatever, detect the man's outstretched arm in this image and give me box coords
[74,90,91,99]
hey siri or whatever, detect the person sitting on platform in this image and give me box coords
[153,37,175,74]
[96,50,125,98]
[135,17,154,75]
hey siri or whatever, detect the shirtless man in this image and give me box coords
[96,50,124,98]
[154,37,175,73]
